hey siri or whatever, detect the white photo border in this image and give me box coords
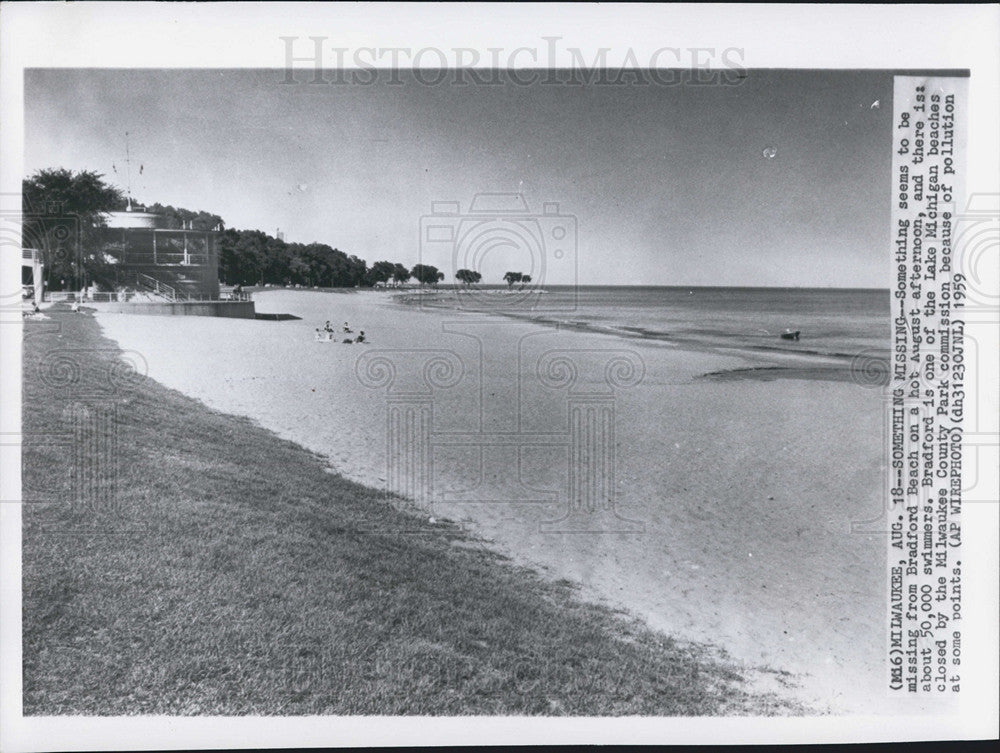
[1,2,997,749]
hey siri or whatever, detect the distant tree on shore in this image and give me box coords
[411,264,445,286]
[520,274,532,290]
[503,271,522,289]
[455,268,482,287]
[22,168,124,290]
[367,260,396,287]
[392,264,412,287]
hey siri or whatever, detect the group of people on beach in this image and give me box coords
[318,320,365,344]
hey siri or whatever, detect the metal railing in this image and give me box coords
[132,271,178,301]
[112,252,212,267]
[43,286,252,305]
[83,291,252,303]
[219,290,253,302]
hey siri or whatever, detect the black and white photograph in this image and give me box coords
[1,3,997,749]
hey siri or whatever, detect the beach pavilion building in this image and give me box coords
[80,208,254,318]
[101,211,221,300]
[97,209,222,300]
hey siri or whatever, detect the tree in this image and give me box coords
[392,264,411,286]
[218,228,253,284]
[145,203,223,232]
[368,260,396,287]
[455,268,482,287]
[520,274,532,290]
[22,168,125,290]
[347,254,368,287]
[411,264,444,286]
[223,229,270,285]
[292,243,329,286]
[503,271,523,289]
[263,235,291,284]
[288,255,312,286]
[217,228,378,289]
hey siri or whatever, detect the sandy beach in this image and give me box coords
[96,290,923,714]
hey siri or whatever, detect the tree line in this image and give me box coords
[22,169,534,291]
[22,169,449,290]
[216,230,459,288]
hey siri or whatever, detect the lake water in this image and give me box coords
[403,286,891,362]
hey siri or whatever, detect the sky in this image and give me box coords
[25,69,893,287]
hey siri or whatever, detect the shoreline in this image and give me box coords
[93,289,917,714]
[391,289,888,383]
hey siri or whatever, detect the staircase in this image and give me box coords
[127,265,220,300]
[88,264,224,302]
[131,271,181,301]
[114,270,214,301]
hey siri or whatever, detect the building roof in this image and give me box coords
[103,211,161,229]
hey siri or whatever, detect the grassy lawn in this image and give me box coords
[22,310,804,715]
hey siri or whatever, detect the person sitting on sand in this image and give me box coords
[342,321,353,333]
[355,331,365,343]
[324,320,334,332]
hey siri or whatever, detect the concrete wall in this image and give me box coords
[86,300,255,319]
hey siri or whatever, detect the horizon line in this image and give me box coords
[437,283,890,291]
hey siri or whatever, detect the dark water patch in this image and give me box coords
[698,366,861,384]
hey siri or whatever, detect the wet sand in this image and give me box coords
[95,289,932,714]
